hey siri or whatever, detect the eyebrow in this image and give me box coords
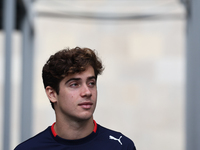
[65,76,96,84]
[65,78,81,84]
[88,76,96,80]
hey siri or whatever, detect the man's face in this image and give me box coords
[54,65,97,122]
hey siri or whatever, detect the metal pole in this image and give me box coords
[20,0,34,142]
[186,0,200,150]
[3,0,16,150]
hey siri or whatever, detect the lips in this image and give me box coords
[78,102,93,109]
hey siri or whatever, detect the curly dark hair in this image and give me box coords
[42,47,104,109]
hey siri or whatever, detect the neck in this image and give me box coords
[54,117,94,140]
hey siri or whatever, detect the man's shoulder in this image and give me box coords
[97,124,132,140]
[14,126,52,150]
[97,124,136,150]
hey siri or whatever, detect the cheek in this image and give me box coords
[93,90,97,99]
[71,91,78,97]
[94,88,97,95]
[70,93,78,101]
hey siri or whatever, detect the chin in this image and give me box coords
[77,113,93,122]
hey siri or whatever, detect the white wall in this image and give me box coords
[33,1,186,150]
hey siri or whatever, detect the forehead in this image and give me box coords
[63,66,95,81]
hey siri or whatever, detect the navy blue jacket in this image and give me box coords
[14,121,136,150]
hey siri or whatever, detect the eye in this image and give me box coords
[88,80,96,87]
[70,82,79,87]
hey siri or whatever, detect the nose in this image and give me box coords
[80,84,92,98]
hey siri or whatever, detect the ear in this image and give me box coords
[45,86,58,103]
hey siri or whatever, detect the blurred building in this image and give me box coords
[1,0,198,150]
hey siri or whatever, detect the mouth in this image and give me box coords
[78,102,93,109]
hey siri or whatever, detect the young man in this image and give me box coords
[14,47,136,150]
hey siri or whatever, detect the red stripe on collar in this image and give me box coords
[93,120,97,133]
[51,122,57,137]
[51,120,97,137]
